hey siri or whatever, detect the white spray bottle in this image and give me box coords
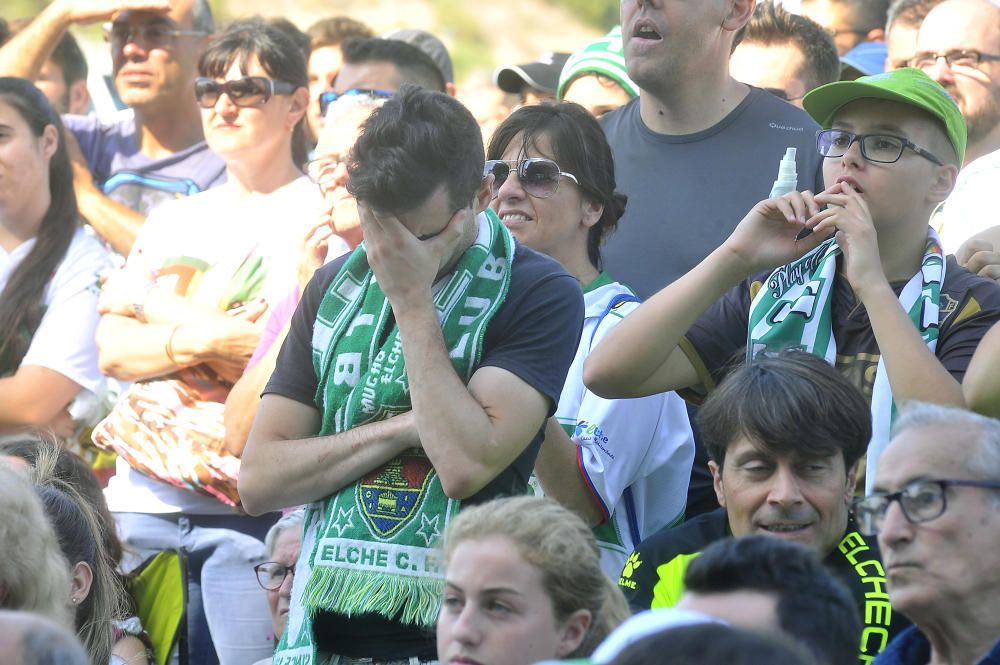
[769,147,798,198]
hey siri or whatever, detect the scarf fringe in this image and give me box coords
[302,565,444,627]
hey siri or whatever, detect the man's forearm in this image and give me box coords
[77,184,145,256]
[534,418,606,527]
[239,410,419,515]
[863,283,964,406]
[396,299,523,499]
[585,245,749,398]
[0,2,72,79]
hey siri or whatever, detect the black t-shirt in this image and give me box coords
[621,508,910,663]
[264,241,584,658]
[681,255,1000,401]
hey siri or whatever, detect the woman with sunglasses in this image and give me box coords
[93,18,346,665]
[485,103,695,578]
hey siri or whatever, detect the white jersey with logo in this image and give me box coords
[554,275,695,578]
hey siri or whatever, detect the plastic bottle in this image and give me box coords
[769,147,798,198]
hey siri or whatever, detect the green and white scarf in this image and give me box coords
[275,210,513,665]
[746,229,944,493]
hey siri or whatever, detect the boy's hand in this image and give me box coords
[807,181,886,299]
[722,190,831,274]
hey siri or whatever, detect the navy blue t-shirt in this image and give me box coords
[264,240,584,658]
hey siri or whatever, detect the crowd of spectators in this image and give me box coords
[2,0,1000,664]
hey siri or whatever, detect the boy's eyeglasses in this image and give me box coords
[254,561,295,591]
[908,49,1000,71]
[319,88,395,117]
[852,478,1000,536]
[483,158,579,200]
[103,21,207,50]
[195,77,297,109]
[816,129,945,166]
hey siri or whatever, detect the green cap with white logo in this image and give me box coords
[803,67,967,166]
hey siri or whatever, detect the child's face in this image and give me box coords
[822,99,952,232]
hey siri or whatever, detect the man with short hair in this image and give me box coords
[602,0,825,519]
[884,0,943,70]
[616,351,909,663]
[384,28,457,97]
[0,610,88,665]
[239,86,584,664]
[305,16,373,139]
[600,0,823,300]
[6,19,90,114]
[857,403,1000,664]
[800,0,890,55]
[334,37,447,96]
[912,0,1000,252]
[730,1,840,107]
[0,0,224,256]
[679,536,862,665]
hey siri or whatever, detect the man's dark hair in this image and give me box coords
[742,2,840,90]
[347,85,484,212]
[342,37,446,93]
[886,0,944,31]
[306,15,374,52]
[487,103,627,270]
[803,0,892,32]
[696,350,871,470]
[684,536,861,665]
[609,622,816,665]
[0,19,10,45]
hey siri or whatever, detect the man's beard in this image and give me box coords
[950,84,1000,158]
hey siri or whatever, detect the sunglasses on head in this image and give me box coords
[319,88,395,118]
[194,76,297,108]
[483,158,579,199]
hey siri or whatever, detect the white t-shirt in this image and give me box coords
[935,148,1000,253]
[0,227,111,423]
[104,176,348,514]
[553,276,695,578]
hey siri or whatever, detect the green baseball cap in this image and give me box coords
[802,67,967,166]
[557,27,639,101]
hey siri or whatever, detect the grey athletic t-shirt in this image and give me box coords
[601,88,824,299]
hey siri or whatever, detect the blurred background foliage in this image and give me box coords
[4,0,620,84]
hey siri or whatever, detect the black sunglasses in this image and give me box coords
[195,76,297,109]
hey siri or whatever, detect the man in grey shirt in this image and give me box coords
[602,0,824,300]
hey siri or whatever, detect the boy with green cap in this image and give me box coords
[585,67,1000,492]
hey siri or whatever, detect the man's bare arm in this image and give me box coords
[238,395,419,515]
[0,0,170,79]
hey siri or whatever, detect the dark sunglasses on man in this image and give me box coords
[102,20,208,50]
[318,88,395,118]
[195,76,297,109]
[483,158,579,200]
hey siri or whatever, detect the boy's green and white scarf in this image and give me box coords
[275,210,513,665]
[746,229,945,493]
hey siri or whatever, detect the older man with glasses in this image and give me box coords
[0,0,224,256]
[911,0,1000,256]
[856,402,1000,665]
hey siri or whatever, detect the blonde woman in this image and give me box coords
[437,496,629,665]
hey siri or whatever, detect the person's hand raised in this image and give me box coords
[55,0,172,25]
